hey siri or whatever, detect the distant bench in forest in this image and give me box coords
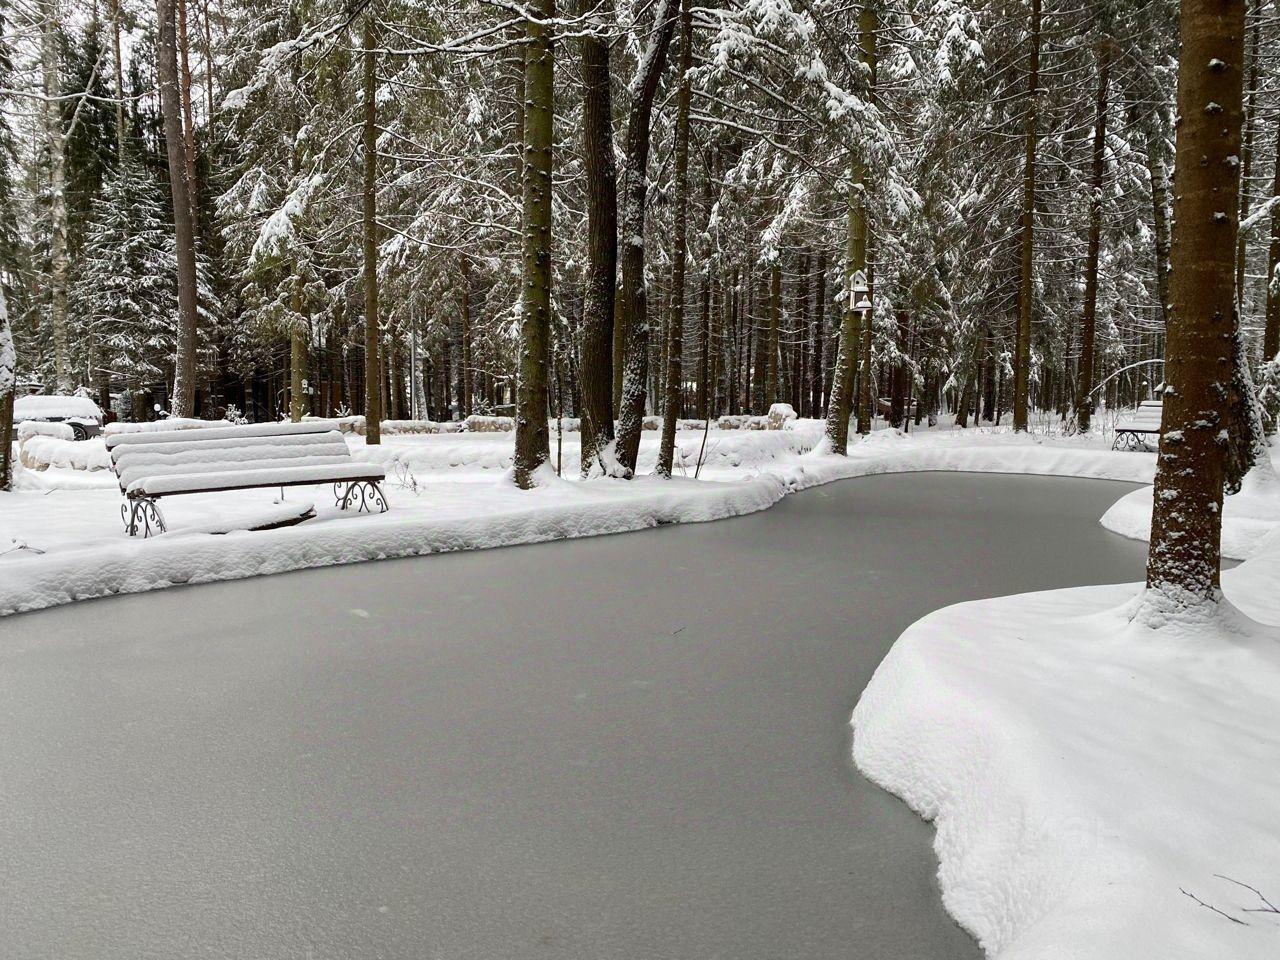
[1112,400,1163,451]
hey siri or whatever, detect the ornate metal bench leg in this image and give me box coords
[123,498,166,537]
[335,480,388,514]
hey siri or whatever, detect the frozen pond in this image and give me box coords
[0,472,1150,959]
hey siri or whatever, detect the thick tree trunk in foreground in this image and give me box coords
[1143,0,1245,611]
[578,0,618,475]
[512,0,556,487]
[1075,43,1109,434]
[158,0,200,416]
[362,14,382,445]
[656,0,692,478]
[614,0,678,474]
[1013,0,1040,432]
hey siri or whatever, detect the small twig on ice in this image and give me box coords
[1214,875,1280,915]
[1181,888,1248,925]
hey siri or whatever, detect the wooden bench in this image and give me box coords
[105,421,388,537]
[1112,400,1163,451]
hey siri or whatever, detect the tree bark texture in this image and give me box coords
[157,0,200,416]
[512,0,556,486]
[1144,0,1245,608]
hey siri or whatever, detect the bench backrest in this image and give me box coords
[1118,400,1163,429]
[106,422,353,493]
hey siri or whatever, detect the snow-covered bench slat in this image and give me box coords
[104,420,338,447]
[107,422,388,537]
[112,437,353,489]
[1112,401,1163,451]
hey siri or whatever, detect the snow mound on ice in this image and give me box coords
[1101,455,1280,560]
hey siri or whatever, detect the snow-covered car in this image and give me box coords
[13,394,105,441]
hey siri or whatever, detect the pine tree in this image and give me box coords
[71,157,186,387]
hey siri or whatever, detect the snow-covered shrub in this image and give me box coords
[18,436,111,472]
[465,414,515,433]
[17,420,74,442]
[767,403,798,429]
[720,415,774,430]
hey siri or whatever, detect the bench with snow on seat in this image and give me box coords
[1111,399,1163,451]
[105,421,388,538]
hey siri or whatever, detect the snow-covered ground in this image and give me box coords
[0,419,1159,615]
[854,455,1280,958]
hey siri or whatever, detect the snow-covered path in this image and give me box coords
[0,473,1148,960]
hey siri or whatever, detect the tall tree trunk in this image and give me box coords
[766,262,781,409]
[1148,132,1172,329]
[656,0,691,478]
[955,342,976,428]
[361,13,382,444]
[750,276,765,413]
[459,255,473,417]
[578,0,618,475]
[1266,106,1280,360]
[810,251,826,418]
[856,262,876,433]
[157,0,200,416]
[512,0,556,486]
[614,0,678,473]
[0,288,14,491]
[1075,42,1109,434]
[1143,0,1245,611]
[889,311,908,428]
[42,6,70,393]
[110,0,126,160]
[289,283,308,422]
[792,251,808,412]
[200,0,216,139]
[1235,0,1260,307]
[1013,0,1040,432]
[824,6,875,455]
[177,0,200,235]
[698,271,711,418]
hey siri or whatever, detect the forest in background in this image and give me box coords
[0,0,1276,453]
